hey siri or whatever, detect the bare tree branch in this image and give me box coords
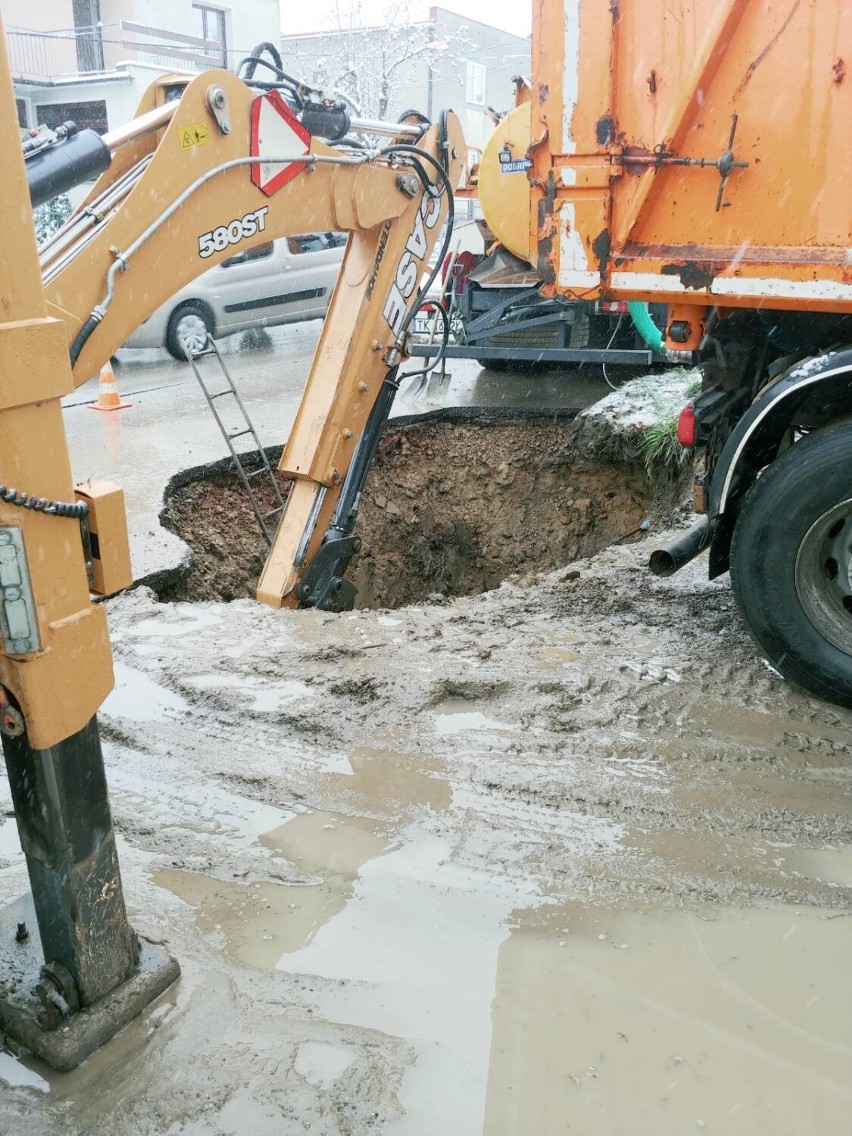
[294,0,473,122]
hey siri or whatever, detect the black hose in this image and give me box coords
[240,43,284,81]
[0,484,88,520]
[401,299,451,383]
[377,140,455,343]
[382,143,445,197]
[397,109,431,127]
[237,46,308,107]
[69,314,102,368]
[438,108,451,179]
[238,61,306,91]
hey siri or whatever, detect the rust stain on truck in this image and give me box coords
[526,0,850,313]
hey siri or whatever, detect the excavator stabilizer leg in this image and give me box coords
[0,718,179,1070]
[0,16,178,1070]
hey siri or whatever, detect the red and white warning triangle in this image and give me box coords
[250,91,311,196]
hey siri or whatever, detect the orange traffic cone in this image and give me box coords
[88,361,131,412]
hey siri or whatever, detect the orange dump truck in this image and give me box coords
[479,0,852,705]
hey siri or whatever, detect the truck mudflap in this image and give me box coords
[707,346,852,578]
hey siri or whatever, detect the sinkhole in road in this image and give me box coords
[158,408,689,609]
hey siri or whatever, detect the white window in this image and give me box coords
[466,61,486,106]
[193,3,227,65]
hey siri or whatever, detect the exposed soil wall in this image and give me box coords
[158,408,690,608]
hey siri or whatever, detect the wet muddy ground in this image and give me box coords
[1,394,851,1134]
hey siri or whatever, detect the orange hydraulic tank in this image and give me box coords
[519,0,852,314]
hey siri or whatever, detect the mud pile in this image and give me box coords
[160,408,690,607]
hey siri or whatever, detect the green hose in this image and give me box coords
[627,301,663,351]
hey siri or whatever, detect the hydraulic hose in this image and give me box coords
[628,301,663,352]
[70,314,103,368]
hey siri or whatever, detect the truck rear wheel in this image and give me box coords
[475,358,514,372]
[730,420,852,707]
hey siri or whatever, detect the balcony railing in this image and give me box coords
[7,21,226,83]
[7,26,85,80]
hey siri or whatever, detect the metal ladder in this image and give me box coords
[185,335,287,546]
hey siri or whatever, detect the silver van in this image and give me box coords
[125,232,346,358]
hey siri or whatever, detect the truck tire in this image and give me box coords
[166,302,213,360]
[475,358,514,372]
[569,309,591,349]
[730,419,852,707]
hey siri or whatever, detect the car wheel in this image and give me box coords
[166,303,213,360]
[730,419,852,708]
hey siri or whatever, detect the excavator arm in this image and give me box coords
[0,31,465,1055]
[39,64,464,613]
[3,40,463,749]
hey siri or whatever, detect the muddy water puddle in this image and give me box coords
[102,661,189,722]
[323,746,452,814]
[260,808,396,877]
[0,1050,49,1093]
[156,808,399,965]
[669,694,852,753]
[152,790,852,1134]
[532,645,582,669]
[433,698,518,736]
[531,633,584,671]
[153,870,346,967]
[622,828,841,898]
[628,830,852,899]
[153,740,456,972]
[293,1039,355,1086]
[483,902,852,1134]
[0,817,22,865]
[184,672,313,712]
[788,844,852,888]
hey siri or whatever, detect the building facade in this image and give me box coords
[1,0,278,135]
[280,7,530,161]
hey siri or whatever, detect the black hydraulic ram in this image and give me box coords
[295,368,401,612]
[648,518,713,577]
[25,101,176,209]
[299,101,351,143]
[25,125,111,209]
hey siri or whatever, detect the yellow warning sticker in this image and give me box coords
[179,123,210,149]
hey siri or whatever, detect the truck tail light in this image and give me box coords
[598,300,628,314]
[677,402,697,447]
